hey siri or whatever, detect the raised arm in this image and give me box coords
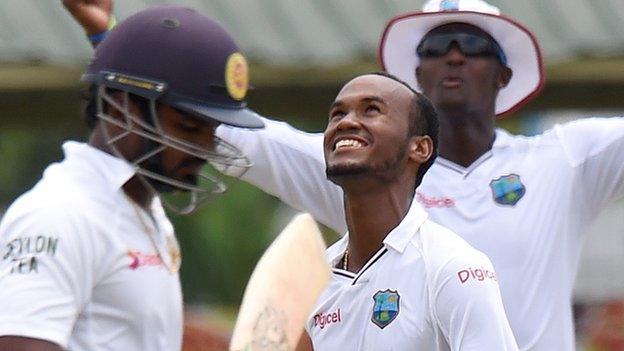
[62,0,113,46]
[217,118,347,233]
[63,0,348,233]
[555,117,624,216]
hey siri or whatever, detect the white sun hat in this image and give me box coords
[379,0,545,116]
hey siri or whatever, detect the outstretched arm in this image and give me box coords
[63,0,348,233]
[217,119,347,233]
[555,117,624,217]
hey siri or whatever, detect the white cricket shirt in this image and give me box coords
[217,116,624,351]
[305,200,518,350]
[0,142,183,350]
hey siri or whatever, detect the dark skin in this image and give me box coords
[416,23,512,167]
[0,100,216,351]
[0,337,60,351]
[0,99,216,351]
[51,5,498,351]
[324,74,433,272]
[295,74,433,350]
[1,3,217,350]
[0,77,216,351]
[89,93,217,209]
[61,0,111,35]
[63,2,505,169]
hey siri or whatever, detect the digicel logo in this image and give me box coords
[313,308,342,329]
[416,192,455,208]
[457,267,497,284]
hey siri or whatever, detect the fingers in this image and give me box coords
[61,0,113,35]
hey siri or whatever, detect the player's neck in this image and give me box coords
[122,176,155,210]
[342,183,414,273]
[437,109,496,167]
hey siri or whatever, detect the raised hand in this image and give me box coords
[62,0,113,35]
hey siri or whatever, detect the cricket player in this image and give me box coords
[68,0,624,350]
[227,2,622,350]
[221,2,623,350]
[0,6,262,351]
[297,72,518,350]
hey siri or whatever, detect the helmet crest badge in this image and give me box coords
[225,53,249,101]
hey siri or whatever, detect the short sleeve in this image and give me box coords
[216,117,347,233]
[555,117,624,209]
[431,250,518,351]
[0,203,97,348]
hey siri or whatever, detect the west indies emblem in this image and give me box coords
[489,174,526,206]
[371,289,400,329]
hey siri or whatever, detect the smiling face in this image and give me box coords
[324,75,419,186]
[415,23,512,117]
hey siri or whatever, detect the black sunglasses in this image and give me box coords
[416,32,507,65]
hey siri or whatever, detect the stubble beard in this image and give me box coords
[325,145,407,185]
[139,140,200,193]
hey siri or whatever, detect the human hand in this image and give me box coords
[62,0,113,35]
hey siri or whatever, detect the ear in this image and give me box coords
[498,66,513,89]
[408,135,433,165]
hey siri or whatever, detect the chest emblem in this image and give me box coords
[489,174,526,206]
[371,289,400,329]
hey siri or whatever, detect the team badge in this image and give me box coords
[440,0,460,11]
[489,174,526,206]
[225,52,249,101]
[371,289,400,329]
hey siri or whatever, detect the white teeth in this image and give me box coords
[335,139,364,150]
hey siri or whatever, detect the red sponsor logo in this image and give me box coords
[416,192,455,208]
[313,308,342,329]
[127,250,163,270]
[457,267,497,284]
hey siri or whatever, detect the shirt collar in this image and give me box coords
[382,198,428,254]
[493,128,514,148]
[61,141,136,192]
[433,128,514,173]
[329,197,429,264]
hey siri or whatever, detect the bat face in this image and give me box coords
[246,306,289,350]
[230,213,331,351]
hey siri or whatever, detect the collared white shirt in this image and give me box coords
[0,142,183,351]
[305,200,518,350]
[217,116,624,351]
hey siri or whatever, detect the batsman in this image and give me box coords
[0,4,263,351]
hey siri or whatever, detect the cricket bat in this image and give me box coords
[229,213,331,351]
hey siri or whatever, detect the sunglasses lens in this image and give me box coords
[417,33,504,63]
[417,35,453,57]
[460,35,492,55]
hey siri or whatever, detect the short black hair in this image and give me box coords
[371,71,439,188]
